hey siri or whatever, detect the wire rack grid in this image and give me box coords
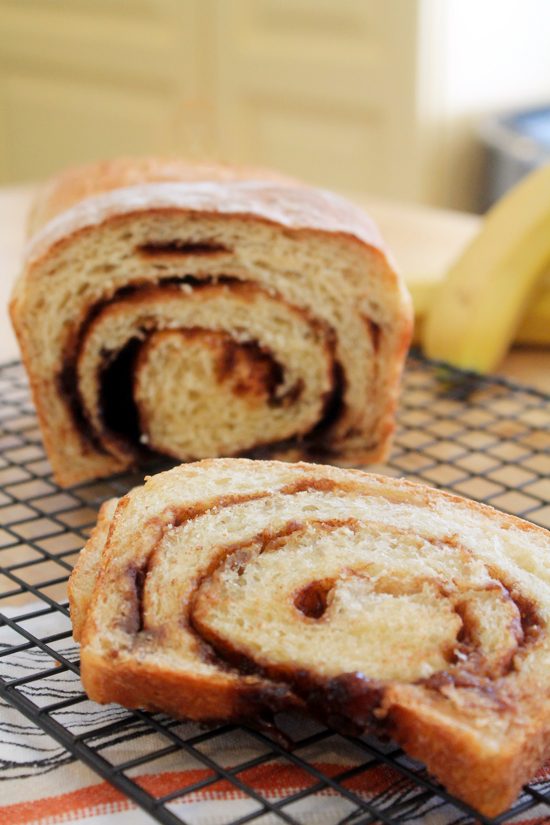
[2,350,550,825]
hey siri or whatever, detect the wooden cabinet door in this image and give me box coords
[0,0,425,201]
[0,0,208,182]
[211,0,423,199]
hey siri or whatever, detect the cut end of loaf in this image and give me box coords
[12,160,412,486]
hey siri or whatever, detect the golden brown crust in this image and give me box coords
[80,647,302,722]
[384,693,550,818]
[69,458,550,816]
[27,156,302,238]
[68,497,119,642]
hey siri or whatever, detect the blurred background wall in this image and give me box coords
[0,0,549,212]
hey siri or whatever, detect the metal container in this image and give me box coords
[478,104,550,210]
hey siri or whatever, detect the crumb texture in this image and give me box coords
[69,458,550,818]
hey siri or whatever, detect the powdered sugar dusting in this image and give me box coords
[25,181,388,266]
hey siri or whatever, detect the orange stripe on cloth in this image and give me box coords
[533,763,550,782]
[0,762,402,825]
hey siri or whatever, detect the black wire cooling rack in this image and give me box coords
[2,350,550,825]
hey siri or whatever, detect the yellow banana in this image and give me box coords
[515,267,550,344]
[409,266,550,346]
[423,160,550,372]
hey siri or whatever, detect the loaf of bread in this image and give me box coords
[69,458,550,817]
[10,158,412,486]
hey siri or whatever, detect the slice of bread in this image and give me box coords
[10,158,412,486]
[69,458,550,817]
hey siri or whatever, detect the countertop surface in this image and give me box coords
[1,183,548,393]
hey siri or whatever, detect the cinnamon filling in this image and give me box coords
[100,338,143,451]
[138,241,230,257]
[184,522,543,716]
[212,334,286,401]
[294,579,334,619]
[58,276,348,461]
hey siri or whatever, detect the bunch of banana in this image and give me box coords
[422,159,550,372]
[411,268,550,348]
[515,268,550,345]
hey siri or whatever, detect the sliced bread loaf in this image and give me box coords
[69,458,550,817]
[11,158,412,485]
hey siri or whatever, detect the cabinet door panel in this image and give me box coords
[0,73,173,182]
[0,0,207,183]
[214,0,420,199]
[247,100,383,192]
[0,2,176,88]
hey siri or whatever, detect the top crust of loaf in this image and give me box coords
[24,180,395,274]
[27,156,302,237]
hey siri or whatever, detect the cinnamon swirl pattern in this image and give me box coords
[10,159,412,486]
[70,459,550,817]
